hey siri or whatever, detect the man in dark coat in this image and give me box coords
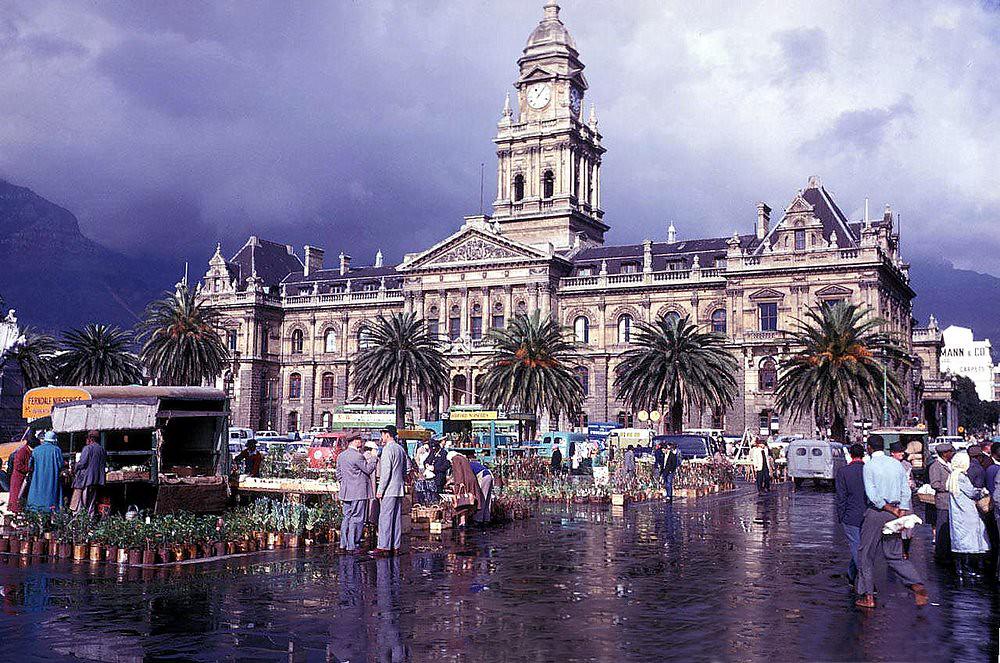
[835,443,866,585]
[662,443,680,501]
[72,430,108,518]
[967,445,987,489]
[551,445,563,474]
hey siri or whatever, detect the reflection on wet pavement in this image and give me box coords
[1,485,997,662]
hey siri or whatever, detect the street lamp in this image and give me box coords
[880,351,889,427]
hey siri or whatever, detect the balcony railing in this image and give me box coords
[559,267,726,290]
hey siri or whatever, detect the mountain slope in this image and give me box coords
[910,256,1000,355]
[0,179,170,332]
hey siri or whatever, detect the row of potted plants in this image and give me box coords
[0,498,344,566]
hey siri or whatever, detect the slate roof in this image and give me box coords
[229,237,303,287]
[572,235,756,276]
[757,182,859,253]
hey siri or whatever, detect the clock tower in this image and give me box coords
[492,0,607,250]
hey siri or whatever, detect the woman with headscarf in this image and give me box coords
[446,450,485,524]
[8,430,38,513]
[947,450,991,578]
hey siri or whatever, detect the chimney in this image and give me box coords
[304,245,324,277]
[642,239,653,272]
[756,202,771,240]
[339,252,351,276]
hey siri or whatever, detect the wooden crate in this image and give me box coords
[611,493,626,506]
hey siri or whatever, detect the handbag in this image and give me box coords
[976,494,992,514]
[454,483,475,509]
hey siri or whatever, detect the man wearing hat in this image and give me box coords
[25,431,64,512]
[966,445,987,489]
[375,425,409,555]
[72,430,108,518]
[336,434,377,552]
[928,442,956,560]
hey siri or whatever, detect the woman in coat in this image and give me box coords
[8,431,37,513]
[947,451,991,578]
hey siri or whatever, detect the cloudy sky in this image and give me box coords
[1,0,998,274]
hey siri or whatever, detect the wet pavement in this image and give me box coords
[1,484,997,662]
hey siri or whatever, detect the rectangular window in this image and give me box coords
[449,316,461,341]
[794,229,806,250]
[492,314,505,330]
[577,267,593,277]
[620,262,639,274]
[471,316,483,340]
[427,319,439,338]
[759,302,778,332]
[227,330,238,352]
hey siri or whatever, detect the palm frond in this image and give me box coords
[3,328,59,388]
[56,324,144,386]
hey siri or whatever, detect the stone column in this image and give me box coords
[531,284,540,312]
[460,288,469,337]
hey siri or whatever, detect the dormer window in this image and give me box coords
[577,266,593,277]
[513,174,525,202]
[620,262,640,274]
[794,229,806,250]
[542,170,554,198]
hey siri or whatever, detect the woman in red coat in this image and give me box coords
[8,431,38,514]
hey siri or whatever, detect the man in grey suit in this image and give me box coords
[337,435,377,552]
[376,425,409,554]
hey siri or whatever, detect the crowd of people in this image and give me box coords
[5,429,107,518]
[834,434,1000,609]
[335,425,494,557]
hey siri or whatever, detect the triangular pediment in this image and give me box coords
[519,66,556,83]
[748,288,785,301]
[785,194,814,215]
[815,284,852,297]
[399,226,550,270]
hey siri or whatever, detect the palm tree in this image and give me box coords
[352,312,451,429]
[4,328,59,388]
[775,302,910,442]
[615,314,738,433]
[56,324,144,386]
[139,284,230,386]
[477,311,583,432]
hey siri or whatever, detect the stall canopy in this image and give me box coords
[52,398,159,433]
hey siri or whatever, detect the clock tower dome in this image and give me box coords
[492,0,607,250]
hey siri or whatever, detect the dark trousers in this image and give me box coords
[855,508,923,595]
[755,469,770,493]
[663,472,675,500]
[76,485,99,519]
[934,506,952,561]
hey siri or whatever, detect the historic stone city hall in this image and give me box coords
[199,2,956,438]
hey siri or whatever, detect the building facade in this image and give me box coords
[199,1,950,438]
[939,325,995,402]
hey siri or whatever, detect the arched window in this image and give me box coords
[516,300,527,316]
[288,373,302,399]
[357,324,372,350]
[427,306,440,338]
[542,170,554,198]
[324,329,338,353]
[759,358,777,392]
[574,316,590,344]
[471,303,483,340]
[321,372,336,399]
[492,301,505,330]
[226,329,238,352]
[452,375,467,406]
[575,366,589,397]
[321,411,332,430]
[617,314,633,343]
[449,305,461,341]
[291,329,304,354]
[664,311,681,327]
[513,173,525,202]
[711,309,727,334]
[287,411,299,433]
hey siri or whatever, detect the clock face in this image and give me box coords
[569,86,582,115]
[526,82,551,110]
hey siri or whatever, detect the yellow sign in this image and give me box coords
[449,410,498,421]
[23,387,91,420]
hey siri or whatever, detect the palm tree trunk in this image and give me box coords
[830,414,846,443]
[395,386,406,430]
[670,400,684,433]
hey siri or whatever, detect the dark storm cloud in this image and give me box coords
[0,0,998,274]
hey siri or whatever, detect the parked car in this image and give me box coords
[787,439,846,487]
[255,430,280,439]
[308,431,361,469]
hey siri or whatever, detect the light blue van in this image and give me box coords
[541,431,588,460]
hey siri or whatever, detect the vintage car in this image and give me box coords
[787,439,847,487]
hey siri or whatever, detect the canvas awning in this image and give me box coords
[52,399,159,433]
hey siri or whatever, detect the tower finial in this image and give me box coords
[502,91,512,118]
[544,0,559,20]
[588,103,598,128]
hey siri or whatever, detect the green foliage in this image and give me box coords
[614,314,738,432]
[478,311,583,421]
[139,284,230,386]
[775,302,909,441]
[56,324,144,386]
[4,328,59,388]
[352,312,451,429]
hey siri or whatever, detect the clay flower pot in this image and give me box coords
[186,544,198,559]
[58,541,72,559]
[31,538,47,557]
[0,536,9,554]
[128,549,143,566]
[88,545,103,563]
[107,546,119,564]
[158,548,170,564]
[143,549,157,565]
[172,547,186,562]
[19,539,32,556]
[73,543,88,561]
[267,532,277,549]
[118,548,129,565]
[285,533,299,548]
